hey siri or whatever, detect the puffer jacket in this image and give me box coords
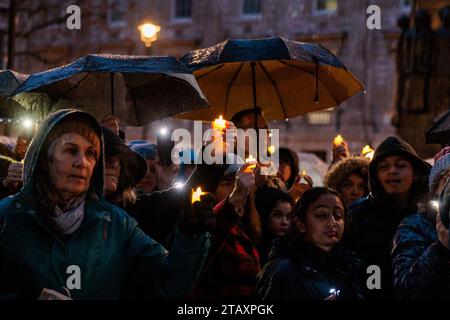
[345,136,431,300]
[255,236,365,300]
[0,109,210,300]
[392,211,450,299]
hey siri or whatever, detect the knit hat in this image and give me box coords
[128,140,157,160]
[429,146,450,195]
[44,119,101,160]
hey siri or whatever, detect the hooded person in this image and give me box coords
[128,140,159,193]
[391,146,450,299]
[345,136,431,300]
[0,109,212,300]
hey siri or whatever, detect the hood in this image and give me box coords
[23,109,104,198]
[369,136,430,204]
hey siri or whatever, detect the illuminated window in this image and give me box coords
[175,0,192,19]
[307,111,332,125]
[243,0,261,15]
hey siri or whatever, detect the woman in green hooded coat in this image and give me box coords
[0,109,211,300]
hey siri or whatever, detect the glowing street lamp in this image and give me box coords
[138,22,161,48]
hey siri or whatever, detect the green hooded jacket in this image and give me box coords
[0,109,210,300]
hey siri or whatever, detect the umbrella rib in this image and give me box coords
[197,64,226,80]
[224,62,244,116]
[258,61,287,119]
[279,60,339,105]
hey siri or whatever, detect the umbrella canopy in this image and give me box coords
[13,54,210,126]
[426,110,450,145]
[177,37,364,121]
[0,70,28,96]
[0,70,33,119]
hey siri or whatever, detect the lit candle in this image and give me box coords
[191,187,206,204]
[212,115,227,132]
[333,134,344,147]
[361,145,375,160]
[245,155,257,171]
[301,169,307,177]
[268,145,276,155]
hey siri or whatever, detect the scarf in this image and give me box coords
[49,194,86,235]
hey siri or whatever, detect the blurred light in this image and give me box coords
[431,201,439,210]
[138,22,161,47]
[22,118,33,129]
[159,127,168,136]
[174,181,184,189]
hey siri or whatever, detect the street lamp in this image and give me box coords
[138,22,161,140]
[138,22,161,48]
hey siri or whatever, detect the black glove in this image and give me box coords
[179,190,217,236]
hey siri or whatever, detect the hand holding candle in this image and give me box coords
[332,134,350,164]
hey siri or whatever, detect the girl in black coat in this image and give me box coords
[255,187,365,300]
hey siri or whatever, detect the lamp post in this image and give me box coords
[138,22,161,139]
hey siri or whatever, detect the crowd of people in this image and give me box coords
[0,107,448,300]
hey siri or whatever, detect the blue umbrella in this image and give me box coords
[13,54,210,125]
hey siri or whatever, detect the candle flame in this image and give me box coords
[212,115,227,132]
[361,145,375,160]
[268,145,276,155]
[333,134,344,146]
[301,169,307,176]
[191,187,206,204]
[245,155,257,171]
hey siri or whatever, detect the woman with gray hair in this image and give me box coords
[0,109,212,300]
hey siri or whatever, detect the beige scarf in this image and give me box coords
[49,195,86,235]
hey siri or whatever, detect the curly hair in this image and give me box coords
[323,156,370,193]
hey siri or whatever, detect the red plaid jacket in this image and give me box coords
[192,198,261,300]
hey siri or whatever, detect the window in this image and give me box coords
[108,0,127,26]
[243,0,261,15]
[175,0,192,19]
[307,111,332,125]
[314,0,337,15]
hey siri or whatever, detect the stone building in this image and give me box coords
[0,0,447,160]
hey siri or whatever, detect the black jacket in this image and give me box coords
[126,188,183,245]
[392,212,450,299]
[255,236,365,300]
[345,136,431,300]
